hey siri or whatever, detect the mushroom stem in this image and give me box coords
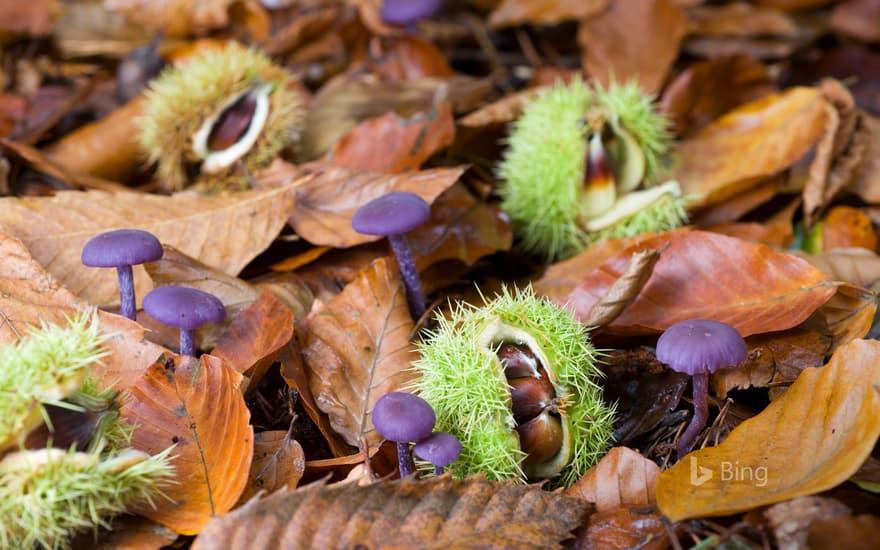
[115,265,137,320]
[388,234,426,320]
[433,465,443,476]
[395,441,414,478]
[179,329,196,358]
[678,371,709,456]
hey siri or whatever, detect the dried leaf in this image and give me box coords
[764,496,852,550]
[687,2,799,38]
[568,447,660,512]
[793,248,880,288]
[280,162,463,248]
[300,257,417,449]
[212,289,295,380]
[573,507,670,550]
[580,247,662,328]
[565,230,836,337]
[809,514,880,550]
[87,516,178,550]
[852,112,880,203]
[804,282,877,352]
[0,179,301,307]
[122,353,254,535]
[577,0,687,94]
[488,0,607,28]
[457,87,543,129]
[831,0,880,43]
[674,87,829,209]
[0,138,130,192]
[656,338,880,522]
[0,0,56,37]
[192,476,590,550]
[817,206,878,252]
[238,430,305,505]
[370,36,456,81]
[104,0,267,38]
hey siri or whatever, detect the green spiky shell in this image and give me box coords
[413,286,615,487]
[139,42,303,191]
[497,79,675,261]
[590,192,688,243]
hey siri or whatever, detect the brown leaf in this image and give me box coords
[818,206,878,252]
[803,282,877,353]
[567,447,659,512]
[1,138,130,192]
[212,289,295,381]
[577,0,687,94]
[565,230,836,337]
[852,112,880,203]
[0,232,166,390]
[192,475,590,550]
[87,516,178,550]
[280,162,463,248]
[0,0,56,37]
[580,247,662,328]
[573,507,670,550]
[809,514,880,550]
[330,98,455,173]
[300,257,417,449]
[793,248,880,288]
[370,35,456,81]
[764,496,852,550]
[0,178,301,307]
[660,55,776,137]
[488,0,607,28]
[687,2,799,38]
[457,87,544,129]
[122,353,254,535]
[104,0,267,38]
[831,0,880,43]
[238,430,305,505]
[656,338,880,522]
[674,87,829,209]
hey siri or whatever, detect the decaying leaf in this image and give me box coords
[0,178,302,307]
[488,0,607,28]
[104,0,267,38]
[299,257,417,449]
[567,447,659,512]
[793,248,880,288]
[803,282,877,353]
[192,475,590,550]
[579,247,662,328]
[573,507,670,550]
[122,353,253,535]
[565,229,836,336]
[237,429,305,505]
[657,338,880,522]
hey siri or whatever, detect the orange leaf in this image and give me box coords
[300,257,417,449]
[656,338,880,522]
[237,430,305,505]
[567,447,659,512]
[488,0,607,28]
[122,354,253,535]
[574,507,671,550]
[565,229,836,336]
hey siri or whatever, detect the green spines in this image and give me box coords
[497,78,683,261]
[413,286,615,486]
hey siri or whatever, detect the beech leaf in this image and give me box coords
[299,257,417,449]
[567,447,660,512]
[121,353,254,535]
[657,338,880,522]
[192,475,590,550]
[580,247,662,328]
[237,429,305,505]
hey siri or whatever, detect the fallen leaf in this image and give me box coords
[104,0,267,38]
[278,162,464,248]
[830,0,880,43]
[793,248,880,288]
[0,0,57,37]
[192,476,590,550]
[580,247,662,328]
[573,507,670,550]
[370,35,455,81]
[488,0,607,28]
[803,282,877,353]
[0,178,302,307]
[211,289,295,381]
[299,257,417,449]
[237,429,305,505]
[577,0,687,94]
[330,98,455,173]
[86,516,178,550]
[817,206,878,252]
[122,353,253,535]
[764,496,851,550]
[0,138,130,192]
[656,338,880,522]
[687,2,799,38]
[674,87,829,209]
[809,514,880,550]
[565,230,836,337]
[568,447,660,512]
[852,112,880,203]
[457,87,543,129]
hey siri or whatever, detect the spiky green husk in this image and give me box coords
[0,447,173,550]
[0,312,107,451]
[589,193,688,243]
[413,286,615,487]
[497,78,674,261]
[139,42,302,191]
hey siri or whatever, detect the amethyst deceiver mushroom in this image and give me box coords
[372,392,436,478]
[142,285,226,357]
[413,431,461,476]
[656,319,747,457]
[352,192,431,320]
[81,229,163,320]
[380,0,441,30]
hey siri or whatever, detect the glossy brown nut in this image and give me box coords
[517,410,564,466]
[497,343,540,379]
[508,375,555,424]
[207,92,258,151]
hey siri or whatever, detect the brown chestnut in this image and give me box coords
[517,410,564,466]
[497,343,539,378]
[508,375,555,424]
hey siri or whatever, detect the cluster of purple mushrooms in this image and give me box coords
[81,229,225,357]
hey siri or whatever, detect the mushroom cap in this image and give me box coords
[81,229,163,268]
[413,431,462,468]
[656,319,747,375]
[352,192,431,236]
[380,0,441,26]
[142,285,226,331]
[372,392,436,443]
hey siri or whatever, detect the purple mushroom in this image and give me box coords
[372,391,436,478]
[352,192,431,320]
[142,285,226,357]
[656,319,747,457]
[381,0,441,31]
[81,229,163,320]
[413,431,461,476]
